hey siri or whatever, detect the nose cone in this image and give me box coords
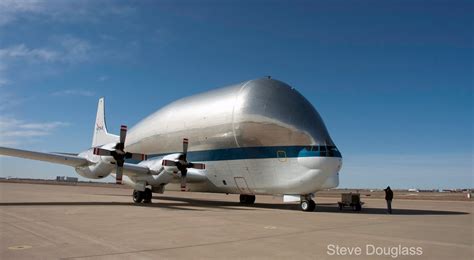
[298,153,343,172]
[233,78,337,147]
[297,148,343,191]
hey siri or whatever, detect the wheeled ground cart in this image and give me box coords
[338,193,364,211]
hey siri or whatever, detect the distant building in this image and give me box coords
[56,176,78,182]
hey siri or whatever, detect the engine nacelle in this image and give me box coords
[161,153,182,173]
[75,148,115,179]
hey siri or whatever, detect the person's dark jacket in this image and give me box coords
[385,189,393,200]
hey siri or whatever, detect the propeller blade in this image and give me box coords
[182,138,188,159]
[180,169,187,191]
[119,125,127,145]
[116,166,123,184]
[189,162,206,170]
[127,153,148,161]
[162,159,177,167]
[93,147,113,156]
[180,176,187,191]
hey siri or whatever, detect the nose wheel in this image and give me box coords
[300,200,315,211]
[300,195,316,212]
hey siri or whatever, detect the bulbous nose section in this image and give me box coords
[322,172,339,189]
[298,156,343,172]
[295,156,342,192]
[297,155,342,191]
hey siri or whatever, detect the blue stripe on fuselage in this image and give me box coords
[126,146,342,164]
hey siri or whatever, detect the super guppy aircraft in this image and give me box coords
[0,78,342,211]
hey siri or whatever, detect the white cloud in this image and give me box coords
[0,0,45,26]
[51,89,95,97]
[0,36,92,65]
[0,44,59,63]
[56,35,92,64]
[0,63,9,87]
[0,93,28,111]
[0,0,136,27]
[20,121,70,130]
[0,1,138,87]
[0,116,69,146]
[0,36,93,87]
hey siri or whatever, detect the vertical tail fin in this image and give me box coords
[92,97,119,147]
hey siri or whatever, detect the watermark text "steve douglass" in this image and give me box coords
[327,244,423,258]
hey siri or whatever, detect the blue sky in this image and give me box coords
[0,0,472,189]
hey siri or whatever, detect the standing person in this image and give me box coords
[384,186,393,214]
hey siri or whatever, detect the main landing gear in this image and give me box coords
[239,194,256,204]
[300,195,316,212]
[133,188,152,204]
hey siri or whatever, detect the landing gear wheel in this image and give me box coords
[133,190,144,203]
[300,200,316,212]
[246,195,255,204]
[354,203,361,211]
[239,194,256,204]
[143,188,152,203]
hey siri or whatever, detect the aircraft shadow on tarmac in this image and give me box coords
[153,196,469,215]
[0,195,469,215]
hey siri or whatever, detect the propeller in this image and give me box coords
[93,125,147,184]
[162,138,205,191]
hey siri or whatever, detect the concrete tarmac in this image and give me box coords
[0,183,472,259]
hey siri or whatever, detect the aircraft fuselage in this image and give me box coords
[123,78,342,195]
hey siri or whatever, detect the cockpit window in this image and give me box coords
[302,145,341,157]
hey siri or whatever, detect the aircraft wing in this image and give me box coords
[0,146,206,185]
[0,146,156,178]
[122,162,153,177]
[0,146,92,167]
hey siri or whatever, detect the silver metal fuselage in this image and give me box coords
[125,78,342,195]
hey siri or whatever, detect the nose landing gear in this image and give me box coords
[300,194,316,212]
